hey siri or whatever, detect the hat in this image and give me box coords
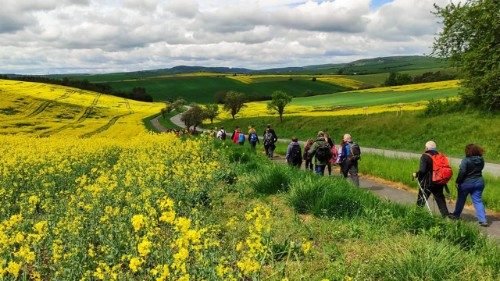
[425,140,437,151]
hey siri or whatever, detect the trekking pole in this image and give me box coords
[413,174,432,214]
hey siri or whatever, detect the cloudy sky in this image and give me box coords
[0,0,451,74]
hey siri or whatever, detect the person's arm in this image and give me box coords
[286,143,292,160]
[455,158,468,185]
[416,154,430,180]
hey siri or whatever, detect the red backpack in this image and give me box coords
[426,153,453,184]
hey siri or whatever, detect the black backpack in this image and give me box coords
[290,145,302,164]
[350,142,361,161]
[264,132,274,146]
[315,142,332,162]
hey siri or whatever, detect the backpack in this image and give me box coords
[238,133,245,143]
[290,144,302,165]
[264,132,274,146]
[350,142,361,161]
[426,153,453,185]
[249,133,258,143]
[220,130,226,140]
[315,142,332,162]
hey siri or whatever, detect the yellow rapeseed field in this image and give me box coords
[0,132,287,280]
[227,74,363,88]
[0,79,164,138]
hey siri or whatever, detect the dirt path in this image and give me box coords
[157,112,500,239]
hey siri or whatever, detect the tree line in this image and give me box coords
[0,75,153,102]
[384,71,456,87]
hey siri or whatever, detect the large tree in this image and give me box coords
[223,91,246,119]
[203,104,219,124]
[432,0,499,111]
[267,90,292,123]
[180,104,205,131]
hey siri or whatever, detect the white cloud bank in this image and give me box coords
[0,0,451,74]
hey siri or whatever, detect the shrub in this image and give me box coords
[288,176,378,218]
[252,165,293,194]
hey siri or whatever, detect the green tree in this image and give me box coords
[180,104,205,131]
[267,90,292,123]
[432,0,499,111]
[171,98,187,113]
[203,104,219,124]
[223,91,246,119]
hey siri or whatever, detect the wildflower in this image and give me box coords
[6,261,21,278]
[131,215,145,232]
[129,257,143,273]
[137,238,152,257]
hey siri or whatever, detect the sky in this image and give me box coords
[0,0,452,74]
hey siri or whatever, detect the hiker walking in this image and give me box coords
[216,126,227,140]
[413,141,451,217]
[248,127,259,150]
[263,124,278,159]
[308,131,331,176]
[450,144,488,227]
[231,127,240,144]
[303,139,314,171]
[339,134,360,186]
[286,137,302,168]
[324,131,338,176]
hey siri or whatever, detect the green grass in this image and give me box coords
[217,144,499,280]
[102,76,350,103]
[291,87,458,107]
[212,111,500,162]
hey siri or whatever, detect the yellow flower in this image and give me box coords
[6,261,22,278]
[33,221,48,234]
[159,210,175,224]
[129,257,143,273]
[301,241,312,254]
[131,215,145,232]
[137,238,152,257]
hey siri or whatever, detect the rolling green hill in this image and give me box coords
[104,76,350,103]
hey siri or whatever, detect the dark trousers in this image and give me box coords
[304,159,313,171]
[341,160,359,186]
[417,184,449,216]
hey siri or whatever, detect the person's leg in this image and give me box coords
[315,164,325,176]
[469,180,487,224]
[349,162,359,187]
[327,163,332,175]
[431,185,450,217]
[340,161,349,178]
[452,184,470,218]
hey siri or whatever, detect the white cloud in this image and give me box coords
[0,0,449,74]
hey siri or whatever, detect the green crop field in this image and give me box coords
[103,76,350,103]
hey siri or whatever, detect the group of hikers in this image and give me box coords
[212,124,490,227]
[215,125,361,186]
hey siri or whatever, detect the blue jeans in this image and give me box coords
[453,179,487,223]
[315,165,326,176]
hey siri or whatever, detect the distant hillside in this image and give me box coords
[333,56,449,75]
[42,55,449,81]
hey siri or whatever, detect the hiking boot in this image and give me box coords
[447,214,459,220]
[479,222,489,227]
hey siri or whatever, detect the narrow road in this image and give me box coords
[155,112,500,239]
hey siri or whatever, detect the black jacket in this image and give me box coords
[456,156,484,185]
[416,150,437,188]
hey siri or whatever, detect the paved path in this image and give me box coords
[150,115,169,132]
[157,112,500,240]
